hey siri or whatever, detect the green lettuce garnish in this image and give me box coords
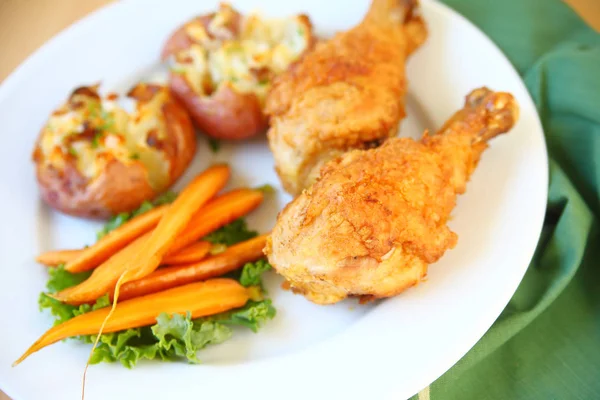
[240,259,272,288]
[218,300,276,332]
[82,298,275,368]
[45,264,91,292]
[38,218,275,368]
[38,266,110,325]
[203,218,257,246]
[96,191,177,239]
[207,137,221,153]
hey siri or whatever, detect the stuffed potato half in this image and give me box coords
[161,2,314,140]
[32,83,196,219]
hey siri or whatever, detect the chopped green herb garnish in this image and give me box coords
[87,101,115,132]
[226,44,244,53]
[209,243,227,255]
[207,137,221,153]
[68,147,78,157]
[91,132,102,148]
[170,66,186,75]
[255,184,276,194]
[130,153,140,160]
[98,110,115,132]
[87,102,101,119]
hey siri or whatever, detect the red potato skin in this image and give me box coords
[169,72,267,140]
[33,84,197,220]
[161,13,243,61]
[162,98,198,178]
[35,155,156,220]
[160,9,311,141]
[128,83,197,180]
[160,21,196,61]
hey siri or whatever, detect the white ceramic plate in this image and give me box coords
[0,0,547,399]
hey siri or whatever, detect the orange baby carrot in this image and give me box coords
[119,234,267,300]
[53,165,230,305]
[168,188,264,254]
[13,278,249,366]
[123,164,230,282]
[64,205,169,273]
[36,249,82,266]
[39,240,211,269]
[52,233,151,305]
[38,188,260,271]
[161,241,212,265]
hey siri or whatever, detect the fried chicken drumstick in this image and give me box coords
[265,0,427,196]
[265,88,519,305]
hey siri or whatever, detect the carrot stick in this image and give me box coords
[124,164,230,282]
[36,249,83,266]
[162,241,212,265]
[37,189,260,270]
[52,232,151,305]
[13,278,249,366]
[64,205,169,273]
[53,165,230,305]
[169,188,264,254]
[119,234,267,300]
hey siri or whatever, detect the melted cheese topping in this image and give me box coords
[37,87,171,190]
[172,3,310,104]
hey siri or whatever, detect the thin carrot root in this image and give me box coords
[64,204,169,273]
[13,278,249,366]
[36,249,82,266]
[162,241,212,264]
[119,234,268,300]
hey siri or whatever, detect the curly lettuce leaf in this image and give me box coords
[152,313,232,363]
[38,265,97,325]
[218,300,276,333]
[39,290,110,326]
[45,264,91,292]
[38,219,275,368]
[239,259,272,287]
[72,294,110,317]
[38,293,78,326]
[203,218,257,246]
[87,300,275,368]
[96,191,177,239]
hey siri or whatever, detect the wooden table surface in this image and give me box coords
[0,0,598,399]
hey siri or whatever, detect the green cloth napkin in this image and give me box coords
[409,0,600,399]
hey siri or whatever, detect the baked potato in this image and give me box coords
[32,83,196,219]
[161,2,314,140]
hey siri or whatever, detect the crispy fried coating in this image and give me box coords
[265,0,427,195]
[265,88,519,304]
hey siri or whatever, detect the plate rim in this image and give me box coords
[0,0,548,399]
